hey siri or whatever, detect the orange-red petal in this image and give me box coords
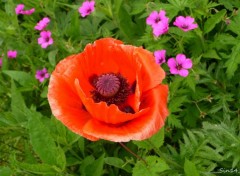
[75,79,150,124]
[133,47,166,92]
[48,65,98,141]
[81,85,168,142]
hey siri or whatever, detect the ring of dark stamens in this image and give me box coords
[90,73,131,107]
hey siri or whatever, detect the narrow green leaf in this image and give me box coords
[204,9,226,34]
[184,159,200,176]
[11,80,27,123]
[133,156,169,176]
[225,42,240,79]
[28,110,66,170]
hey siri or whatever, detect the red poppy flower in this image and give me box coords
[48,38,168,142]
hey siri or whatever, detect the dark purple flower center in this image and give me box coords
[181,24,189,29]
[90,73,135,113]
[86,8,92,13]
[155,17,161,23]
[39,72,46,78]
[96,74,120,97]
[45,37,50,42]
[177,64,182,70]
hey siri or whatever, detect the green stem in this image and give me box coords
[119,142,147,165]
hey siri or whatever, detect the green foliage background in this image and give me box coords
[0,0,240,175]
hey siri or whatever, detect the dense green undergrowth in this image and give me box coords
[0,0,240,175]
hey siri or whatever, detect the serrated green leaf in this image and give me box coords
[132,156,169,176]
[28,110,66,170]
[204,9,226,34]
[184,74,196,92]
[169,96,187,113]
[3,70,36,87]
[167,114,183,128]
[225,42,240,79]
[184,159,199,176]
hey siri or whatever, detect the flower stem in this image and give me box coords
[119,142,147,165]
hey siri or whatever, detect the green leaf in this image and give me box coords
[27,110,66,170]
[13,160,58,175]
[203,49,221,60]
[133,128,164,150]
[225,42,240,79]
[167,114,183,128]
[11,80,28,123]
[184,75,196,92]
[169,96,187,113]
[184,159,200,176]
[114,0,137,41]
[204,9,226,34]
[133,156,169,176]
[0,167,12,176]
[48,49,58,67]
[104,157,132,173]
[85,154,105,176]
[3,70,36,87]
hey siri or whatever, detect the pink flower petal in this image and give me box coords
[176,54,186,65]
[182,58,192,69]
[178,69,189,77]
[167,58,177,69]
[146,11,158,26]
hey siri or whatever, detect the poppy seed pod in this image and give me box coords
[48,38,168,142]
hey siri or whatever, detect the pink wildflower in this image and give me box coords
[35,68,50,82]
[15,4,35,15]
[35,17,50,31]
[0,58,2,68]
[15,4,25,15]
[7,50,17,59]
[22,8,35,15]
[78,1,95,17]
[38,31,54,49]
[173,16,198,32]
[146,10,169,28]
[167,54,192,77]
[154,50,166,65]
[152,20,169,37]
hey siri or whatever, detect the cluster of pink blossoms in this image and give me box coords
[34,17,52,81]
[149,10,197,77]
[0,50,18,68]
[154,50,192,77]
[78,0,95,17]
[147,10,198,37]
[15,4,35,15]
[15,4,51,82]
[35,17,53,49]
